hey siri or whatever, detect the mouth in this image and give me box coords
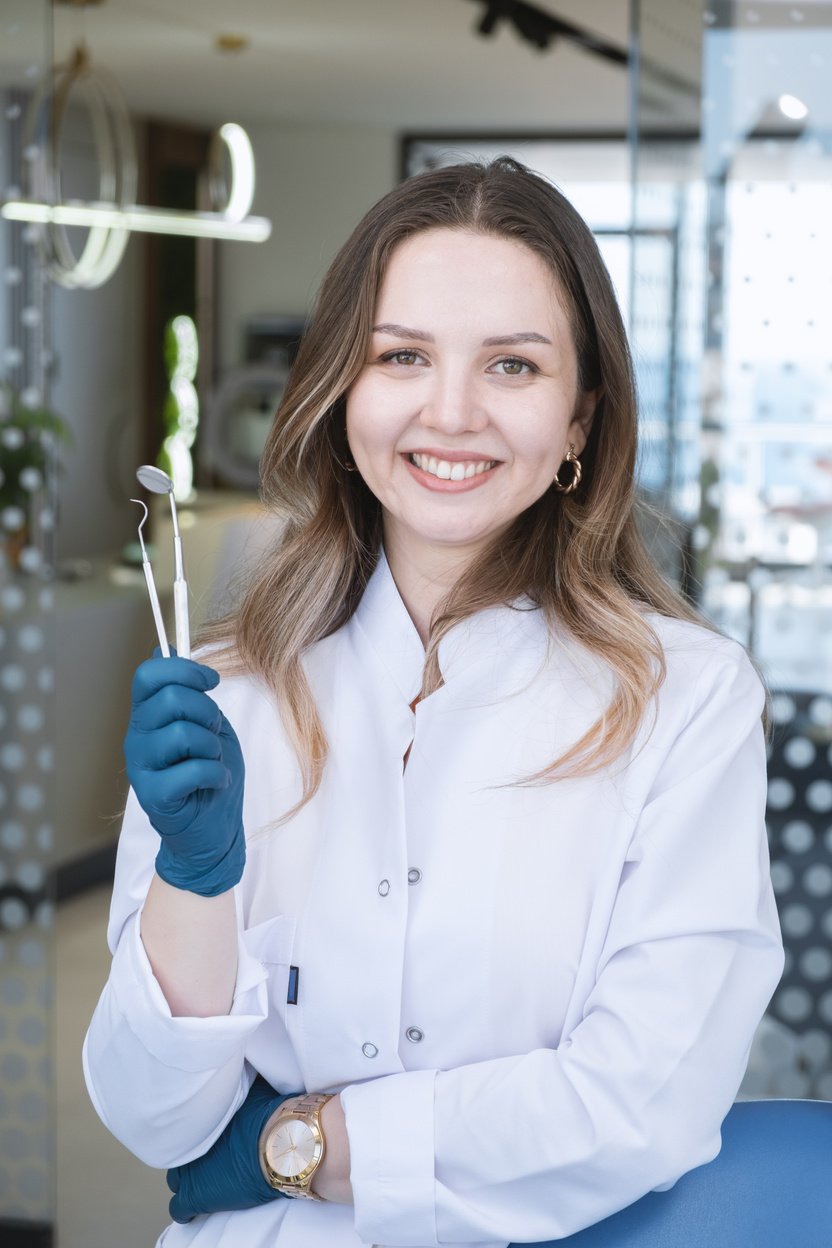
[408,452,499,482]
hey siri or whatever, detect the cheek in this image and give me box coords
[346,392,395,489]
[508,409,566,472]
[347,379,409,454]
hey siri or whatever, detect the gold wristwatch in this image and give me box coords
[259,1092,334,1200]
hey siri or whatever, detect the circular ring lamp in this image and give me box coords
[23,40,137,289]
[208,124,256,222]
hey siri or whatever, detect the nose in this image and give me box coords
[418,366,488,436]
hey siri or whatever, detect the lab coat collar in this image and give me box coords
[351,549,426,704]
[351,548,550,705]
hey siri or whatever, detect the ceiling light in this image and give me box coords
[468,0,628,67]
[778,93,809,121]
[0,38,271,288]
[476,1,555,50]
[17,43,136,288]
[1,200,270,242]
[209,124,256,223]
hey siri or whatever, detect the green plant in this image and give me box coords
[0,382,72,519]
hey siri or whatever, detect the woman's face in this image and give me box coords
[346,228,598,568]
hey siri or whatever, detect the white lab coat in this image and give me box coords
[84,553,783,1248]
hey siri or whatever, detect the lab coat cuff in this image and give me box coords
[110,910,269,1072]
[341,1068,439,1247]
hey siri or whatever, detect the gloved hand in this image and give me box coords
[167,1076,297,1223]
[124,652,246,897]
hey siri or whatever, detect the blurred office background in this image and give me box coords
[1,1,831,1243]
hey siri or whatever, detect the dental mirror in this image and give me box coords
[136,463,175,500]
[135,464,191,659]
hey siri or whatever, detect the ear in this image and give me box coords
[567,386,602,455]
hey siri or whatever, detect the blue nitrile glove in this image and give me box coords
[124,652,246,897]
[166,1076,298,1223]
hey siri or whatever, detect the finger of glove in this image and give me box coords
[168,1182,195,1224]
[166,1165,194,1223]
[217,716,245,777]
[130,683,223,734]
[134,758,231,812]
[132,655,219,707]
[128,720,223,771]
[169,1198,194,1224]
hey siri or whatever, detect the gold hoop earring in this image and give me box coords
[553,444,581,494]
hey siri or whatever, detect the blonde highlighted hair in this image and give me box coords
[202,157,702,810]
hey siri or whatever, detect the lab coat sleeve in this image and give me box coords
[82,789,270,1169]
[341,642,784,1246]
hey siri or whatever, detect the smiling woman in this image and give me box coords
[222,157,688,794]
[83,158,783,1248]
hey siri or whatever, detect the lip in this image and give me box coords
[401,451,500,493]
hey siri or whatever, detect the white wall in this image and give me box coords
[218,120,397,369]
[51,238,145,561]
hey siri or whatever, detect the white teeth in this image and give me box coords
[410,453,495,479]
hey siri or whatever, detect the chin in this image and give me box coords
[417,525,501,551]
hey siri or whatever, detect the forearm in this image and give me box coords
[85,903,269,1168]
[141,873,239,1017]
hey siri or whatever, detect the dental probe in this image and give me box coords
[131,498,171,657]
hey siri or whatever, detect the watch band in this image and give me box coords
[290,1092,333,1117]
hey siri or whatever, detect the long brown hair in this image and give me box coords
[202,157,702,809]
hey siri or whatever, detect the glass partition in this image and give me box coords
[628,1,705,587]
[0,2,57,1240]
[700,2,832,1099]
[632,0,832,1099]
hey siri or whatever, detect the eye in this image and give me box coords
[490,356,536,377]
[380,349,423,366]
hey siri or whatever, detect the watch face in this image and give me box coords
[268,1118,321,1180]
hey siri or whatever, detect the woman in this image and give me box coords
[84,158,783,1247]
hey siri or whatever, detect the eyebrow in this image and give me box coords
[372,323,553,347]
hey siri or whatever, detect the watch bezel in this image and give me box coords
[263,1108,326,1191]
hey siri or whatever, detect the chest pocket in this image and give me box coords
[241,913,297,1025]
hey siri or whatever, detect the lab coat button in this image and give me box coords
[405,1026,424,1043]
[378,879,390,897]
[362,1042,379,1058]
[407,868,422,885]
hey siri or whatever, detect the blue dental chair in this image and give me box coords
[518,1100,832,1248]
